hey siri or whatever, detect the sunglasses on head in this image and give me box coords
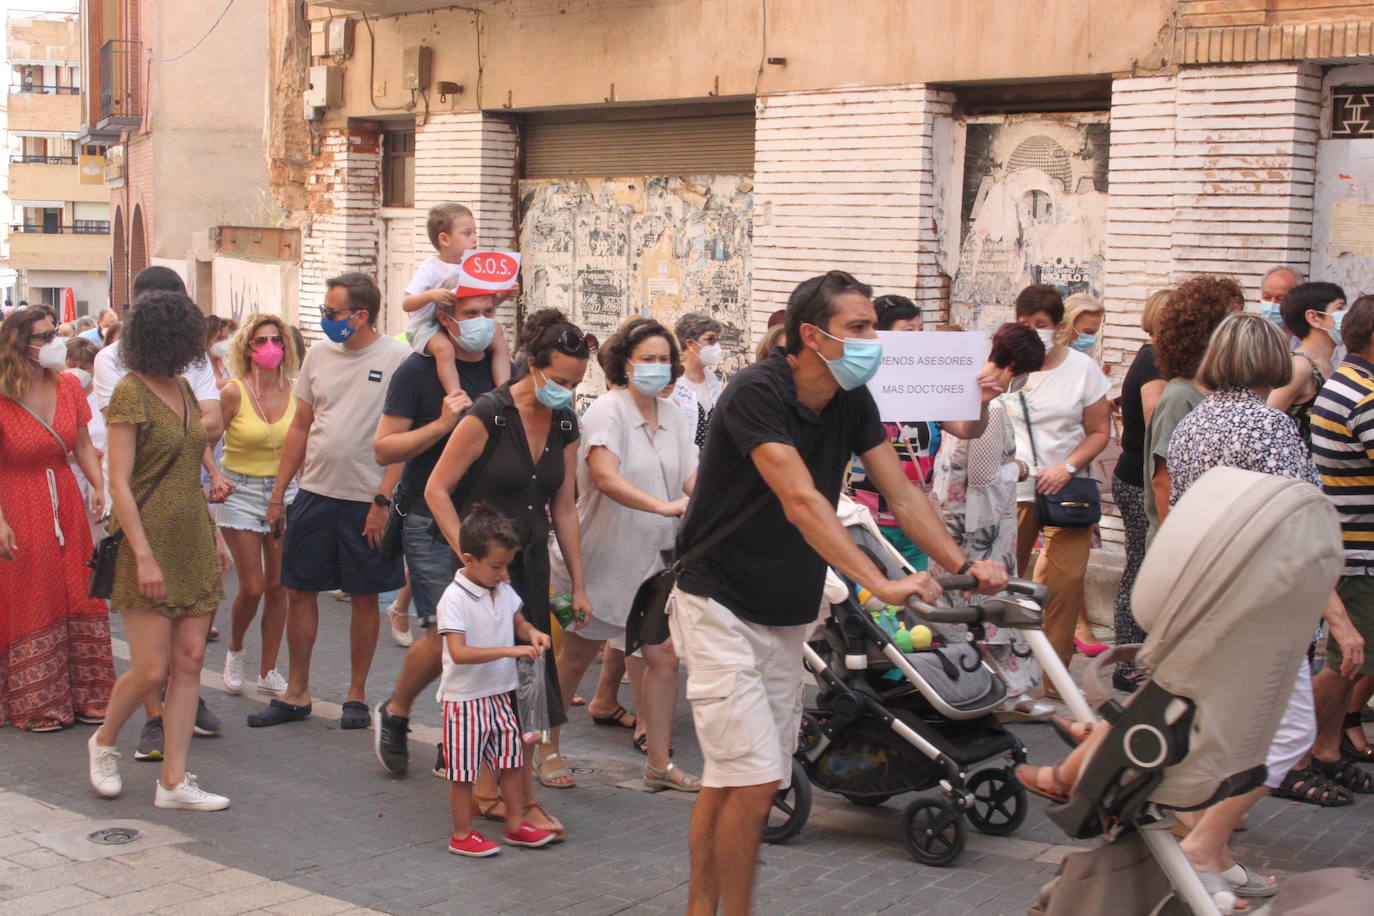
[543,327,599,357]
[251,334,284,347]
[29,328,59,344]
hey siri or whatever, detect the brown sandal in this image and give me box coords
[470,794,505,822]
[524,802,566,841]
[1015,763,1072,804]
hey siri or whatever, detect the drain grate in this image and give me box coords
[87,827,140,846]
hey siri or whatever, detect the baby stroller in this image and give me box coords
[1033,468,1343,915]
[762,496,1091,866]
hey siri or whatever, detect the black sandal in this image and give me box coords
[632,733,672,756]
[1314,756,1374,794]
[590,705,637,729]
[1341,712,1374,763]
[1272,764,1353,807]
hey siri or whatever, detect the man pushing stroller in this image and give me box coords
[667,271,1008,915]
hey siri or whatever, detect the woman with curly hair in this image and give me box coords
[550,317,700,791]
[86,290,228,811]
[0,306,114,732]
[1143,275,1244,540]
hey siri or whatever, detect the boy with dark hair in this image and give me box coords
[401,202,511,398]
[438,504,555,857]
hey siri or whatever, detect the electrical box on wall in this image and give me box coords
[328,18,354,60]
[310,21,328,58]
[305,65,343,108]
[403,46,432,90]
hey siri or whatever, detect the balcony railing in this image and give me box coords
[11,84,80,95]
[98,39,142,124]
[11,154,78,165]
[11,223,111,235]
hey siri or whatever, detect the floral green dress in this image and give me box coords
[106,375,223,617]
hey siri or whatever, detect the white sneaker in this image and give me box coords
[222,650,245,694]
[257,668,287,694]
[388,602,414,648]
[87,733,122,798]
[153,773,229,811]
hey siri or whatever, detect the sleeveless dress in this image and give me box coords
[0,373,116,730]
[1286,351,1325,445]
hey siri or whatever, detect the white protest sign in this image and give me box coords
[866,331,986,421]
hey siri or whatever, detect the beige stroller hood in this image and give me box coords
[1130,466,1342,809]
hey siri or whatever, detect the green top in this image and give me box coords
[1143,377,1206,543]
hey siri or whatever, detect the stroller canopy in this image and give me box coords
[1130,466,1342,809]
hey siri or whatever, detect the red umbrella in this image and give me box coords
[62,288,76,324]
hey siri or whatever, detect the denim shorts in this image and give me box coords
[403,506,455,626]
[217,469,298,534]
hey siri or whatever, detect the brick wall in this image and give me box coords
[298,126,381,343]
[1179,0,1374,28]
[412,111,519,337]
[751,85,954,340]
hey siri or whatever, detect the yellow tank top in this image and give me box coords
[222,378,297,477]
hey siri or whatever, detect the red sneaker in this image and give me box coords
[504,822,555,848]
[448,831,500,857]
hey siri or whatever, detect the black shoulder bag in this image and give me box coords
[1017,390,1100,529]
[423,391,509,545]
[623,489,774,654]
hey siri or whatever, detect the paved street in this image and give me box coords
[3,582,1374,915]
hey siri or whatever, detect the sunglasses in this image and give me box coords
[251,335,285,347]
[542,327,599,357]
[29,329,59,344]
[320,305,359,322]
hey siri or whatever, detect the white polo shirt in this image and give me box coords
[435,571,522,702]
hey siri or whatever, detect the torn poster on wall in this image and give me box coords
[518,175,752,400]
[950,114,1109,329]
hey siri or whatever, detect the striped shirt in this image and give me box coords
[1311,354,1374,575]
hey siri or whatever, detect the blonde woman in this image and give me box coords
[216,315,300,697]
[1057,292,1107,359]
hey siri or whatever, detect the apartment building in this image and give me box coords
[6,12,108,315]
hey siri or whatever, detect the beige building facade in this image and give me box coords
[6,13,108,315]
[271,0,1374,545]
[79,0,274,315]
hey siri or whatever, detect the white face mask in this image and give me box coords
[1035,328,1056,351]
[67,367,92,390]
[35,338,68,369]
[209,340,230,359]
[697,342,723,367]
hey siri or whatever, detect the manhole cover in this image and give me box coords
[569,765,599,776]
[87,827,140,846]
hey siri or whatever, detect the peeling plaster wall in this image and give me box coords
[1311,63,1374,297]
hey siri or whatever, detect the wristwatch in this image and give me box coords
[1063,462,1079,474]
[373,493,391,508]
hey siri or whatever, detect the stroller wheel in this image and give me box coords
[840,793,893,808]
[967,768,1029,837]
[762,759,812,845]
[900,798,966,867]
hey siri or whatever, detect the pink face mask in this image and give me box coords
[251,341,285,371]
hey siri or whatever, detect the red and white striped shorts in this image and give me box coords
[441,694,524,782]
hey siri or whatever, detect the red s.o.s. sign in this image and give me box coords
[461,251,519,285]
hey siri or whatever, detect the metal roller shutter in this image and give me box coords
[522,110,755,178]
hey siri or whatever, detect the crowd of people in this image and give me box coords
[1,201,1371,909]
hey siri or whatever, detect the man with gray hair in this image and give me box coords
[1259,266,1303,325]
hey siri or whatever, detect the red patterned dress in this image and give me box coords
[0,373,115,730]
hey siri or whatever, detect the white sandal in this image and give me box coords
[644,762,701,793]
[387,603,413,648]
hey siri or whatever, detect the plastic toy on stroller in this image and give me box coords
[1032,468,1344,916]
[761,496,1092,867]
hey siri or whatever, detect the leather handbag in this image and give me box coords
[624,490,774,653]
[88,453,179,599]
[379,483,416,563]
[1018,390,1101,529]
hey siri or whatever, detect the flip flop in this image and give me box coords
[246,698,312,728]
[590,705,636,729]
[340,701,370,730]
[1223,863,1278,898]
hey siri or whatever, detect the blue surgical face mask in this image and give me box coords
[813,326,883,391]
[1259,301,1284,325]
[1069,334,1098,353]
[630,361,671,396]
[321,311,356,343]
[454,315,495,353]
[1327,309,1345,346]
[533,367,574,410]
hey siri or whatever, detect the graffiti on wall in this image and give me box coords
[951,114,1109,327]
[212,256,298,328]
[518,175,752,398]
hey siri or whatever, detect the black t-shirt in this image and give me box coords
[1114,343,1160,486]
[382,352,496,512]
[677,350,887,627]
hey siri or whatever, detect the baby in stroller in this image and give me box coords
[762,494,1088,866]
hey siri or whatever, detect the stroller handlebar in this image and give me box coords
[936,575,980,591]
[901,576,1048,626]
